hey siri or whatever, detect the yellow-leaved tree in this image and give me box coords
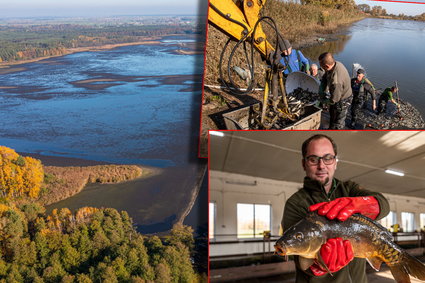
[0,146,44,199]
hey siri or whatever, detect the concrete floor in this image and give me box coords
[225,268,423,283]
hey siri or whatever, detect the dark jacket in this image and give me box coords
[351,77,376,100]
[320,61,352,103]
[282,177,390,283]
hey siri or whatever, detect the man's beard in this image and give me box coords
[318,177,330,187]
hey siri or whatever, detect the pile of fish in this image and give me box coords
[289,87,320,106]
[275,212,425,283]
[349,99,425,129]
[250,88,318,130]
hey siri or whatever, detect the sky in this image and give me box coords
[0,0,423,18]
[355,0,425,15]
[0,0,206,17]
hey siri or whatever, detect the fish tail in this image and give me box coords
[389,252,425,283]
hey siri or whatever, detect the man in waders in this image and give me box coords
[350,68,376,128]
[318,52,352,129]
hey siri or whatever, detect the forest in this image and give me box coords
[0,146,205,282]
[0,22,202,63]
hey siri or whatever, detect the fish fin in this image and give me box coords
[389,264,411,283]
[366,257,382,271]
[299,257,314,271]
[400,252,425,280]
[317,252,333,277]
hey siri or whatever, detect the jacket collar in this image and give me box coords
[303,176,339,196]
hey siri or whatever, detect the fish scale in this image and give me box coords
[275,212,425,283]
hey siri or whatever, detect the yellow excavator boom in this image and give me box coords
[208,0,275,59]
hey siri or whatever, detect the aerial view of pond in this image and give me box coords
[302,17,425,117]
[0,35,206,233]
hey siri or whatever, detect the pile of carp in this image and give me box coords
[250,88,319,130]
[350,99,425,129]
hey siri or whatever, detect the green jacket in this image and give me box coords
[281,177,390,283]
[381,87,394,102]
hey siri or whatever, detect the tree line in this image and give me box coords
[0,24,200,63]
[295,0,425,21]
[0,202,201,282]
[357,3,425,20]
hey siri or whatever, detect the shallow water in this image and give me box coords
[0,35,206,232]
[0,37,203,167]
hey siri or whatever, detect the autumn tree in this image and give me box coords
[357,4,370,13]
[302,0,356,9]
[371,5,387,16]
[0,146,44,199]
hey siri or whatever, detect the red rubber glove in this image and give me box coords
[310,237,354,276]
[309,196,379,221]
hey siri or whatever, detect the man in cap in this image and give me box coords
[278,38,310,76]
[350,68,376,128]
[318,52,352,129]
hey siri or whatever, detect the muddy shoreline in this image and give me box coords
[20,152,204,234]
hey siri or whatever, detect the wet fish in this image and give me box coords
[275,212,425,283]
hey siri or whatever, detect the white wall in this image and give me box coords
[384,194,425,231]
[210,170,425,257]
[210,170,301,240]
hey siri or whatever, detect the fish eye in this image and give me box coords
[295,232,304,240]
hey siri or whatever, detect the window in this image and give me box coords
[209,202,216,239]
[380,211,397,230]
[401,212,415,232]
[237,203,271,238]
[420,213,425,231]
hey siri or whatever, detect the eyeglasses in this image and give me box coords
[305,154,336,165]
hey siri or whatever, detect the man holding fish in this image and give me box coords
[281,134,390,282]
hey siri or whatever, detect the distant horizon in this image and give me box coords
[0,14,200,19]
[0,0,207,18]
[0,0,421,18]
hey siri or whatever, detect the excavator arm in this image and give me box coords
[208,0,275,59]
[207,0,315,128]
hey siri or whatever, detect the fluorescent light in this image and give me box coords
[225,180,257,186]
[210,131,224,137]
[385,169,405,177]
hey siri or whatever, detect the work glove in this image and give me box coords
[310,237,354,276]
[309,196,380,221]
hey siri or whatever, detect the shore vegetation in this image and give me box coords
[0,146,205,281]
[357,4,425,21]
[40,165,145,206]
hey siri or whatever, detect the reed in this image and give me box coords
[38,165,145,205]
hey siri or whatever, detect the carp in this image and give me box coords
[275,212,425,283]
